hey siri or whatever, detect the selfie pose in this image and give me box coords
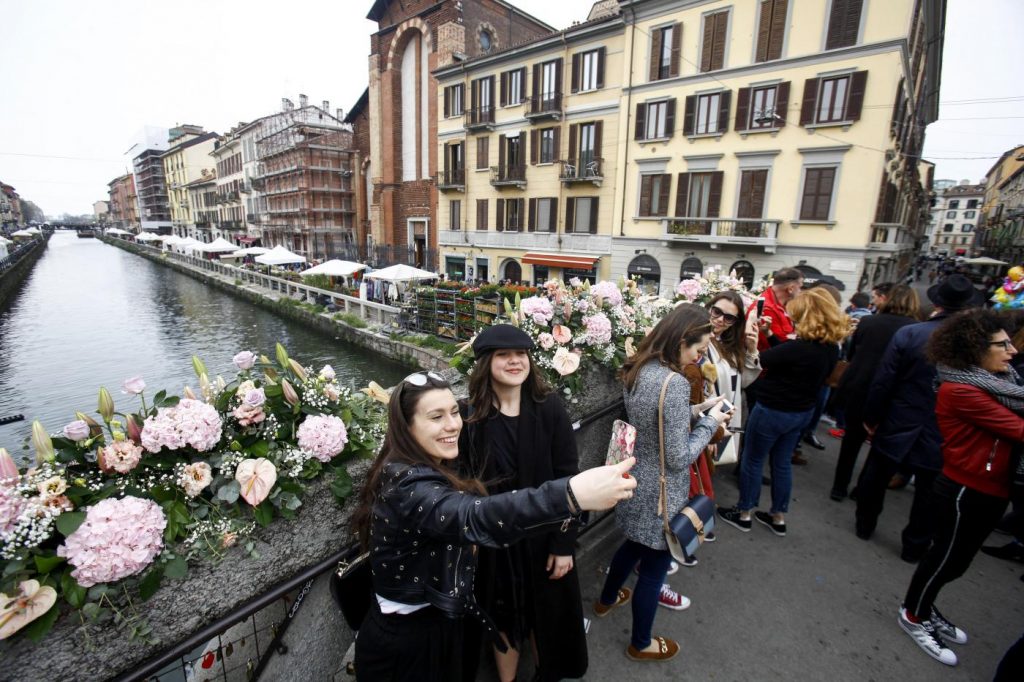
[459,325,587,682]
[351,372,636,681]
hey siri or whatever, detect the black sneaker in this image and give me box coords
[898,607,957,666]
[754,511,787,537]
[930,605,967,645]
[829,488,846,502]
[717,506,751,532]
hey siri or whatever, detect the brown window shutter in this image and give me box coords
[675,173,691,216]
[477,136,489,169]
[700,16,715,72]
[571,53,581,93]
[568,124,578,165]
[444,87,451,118]
[649,27,663,81]
[593,121,603,161]
[756,1,772,63]
[635,103,647,140]
[799,78,820,126]
[846,71,868,121]
[735,87,751,131]
[682,95,696,136]
[669,23,682,77]
[776,81,790,125]
[553,127,561,162]
[826,0,863,50]
[530,130,538,165]
[498,135,506,170]
[519,68,527,102]
[717,90,732,134]
[443,144,450,174]
[737,171,753,218]
[496,198,505,231]
[768,0,788,60]
[519,199,526,230]
[708,172,724,217]
[528,198,537,231]
[665,99,677,136]
[738,169,768,219]
[710,13,727,71]
[639,176,653,216]
[890,79,904,134]
[596,47,606,89]
[548,197,557,229]
[532,63,541,99]
[555,59,563,97]
[499,72,507,107]
[657,174,671,217]
[471,80,479,111]
[477,199,488,230]
[487,76,495,107]
[566,197,575,232]
[589,198,599,233]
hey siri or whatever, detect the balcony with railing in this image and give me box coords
[662,218,780,253]
[439,229,611,253]
[436,169,466,192]
[490,164,526,189]
[464,106,495,132]
[559,156,603,186]
[525,93,562,121]
[868,223,916,252]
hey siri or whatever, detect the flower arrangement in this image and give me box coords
[674,265,768,307]
[0,344,385,642]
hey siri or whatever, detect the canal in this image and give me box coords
[0,232,408,459]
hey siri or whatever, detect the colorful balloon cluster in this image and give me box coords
[992,266,1024,309]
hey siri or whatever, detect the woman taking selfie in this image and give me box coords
[595,304,733,662]
[351,371,636,681]
[458,325,587,682]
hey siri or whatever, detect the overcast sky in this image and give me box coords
[0,0,1020,216]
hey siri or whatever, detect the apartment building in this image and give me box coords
[433,9,625,283]
[976,145,1024,264]
[927,181,984,256]
[1,183,21,230]
[211,131,246,241]
[133,149,172,233]
[185,172,219,242]
[609,0,944,293]
[107,173,139,231]
[163,126,219,238]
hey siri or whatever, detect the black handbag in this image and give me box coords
[329,543,372,630]
[656,372,716,563]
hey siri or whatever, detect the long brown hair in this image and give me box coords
[879,284,921,319]
[352,375,485,549]
[621,303,712,391]
[707,291,747,370]
[466,350,551,423]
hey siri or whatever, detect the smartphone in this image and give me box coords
[606,419,637,469]
[719,399,735,413]
[727,426,745,434]
[756,297,766,318]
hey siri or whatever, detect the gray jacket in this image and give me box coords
[615,361,718,550]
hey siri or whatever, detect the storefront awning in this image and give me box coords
[521,252,599,269]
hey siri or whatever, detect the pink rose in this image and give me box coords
[62,420,91,441]
[243,388,266,407]
[232,403,266,427]
[98,441,144,474]
[121,376,146,395]
[233,351,257,370]
[538,333,555,350]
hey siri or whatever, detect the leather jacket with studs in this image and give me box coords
[368,461,579,619]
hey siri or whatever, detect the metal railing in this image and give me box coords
[436,169,466,190]
[465,106,495,129]
[664,218,780,240]
[559,157,603,183]
[490,164,527,187]
[526,93,562,118]
[0,237,44,275]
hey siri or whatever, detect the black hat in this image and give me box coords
[927,274,985,311]
[472,324,535,356]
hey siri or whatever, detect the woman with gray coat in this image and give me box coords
[594,304,733,662]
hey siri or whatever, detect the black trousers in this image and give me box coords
[903,475,1008,619]
[996,632,1024,682]
[355,601,463,682]
[831,404,868,495]
[854,448,939,554]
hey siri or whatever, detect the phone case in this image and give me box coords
[606,419,638,466]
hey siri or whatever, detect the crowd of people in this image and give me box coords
[346,263,1023,681]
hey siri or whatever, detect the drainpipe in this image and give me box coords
[619,7,636,238]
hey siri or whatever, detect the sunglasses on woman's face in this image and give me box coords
[403,371,445,386]
[709,306,739,326]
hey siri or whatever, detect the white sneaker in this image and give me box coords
[666,561,679,575]
[930,606,968,645]
[657,584,691,610]
[898,607,957,666]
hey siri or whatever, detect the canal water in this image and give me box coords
[0,232,408,460]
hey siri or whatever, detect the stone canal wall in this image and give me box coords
[0,236,48,308]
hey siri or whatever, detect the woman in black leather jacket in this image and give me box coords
[351,372,636,682]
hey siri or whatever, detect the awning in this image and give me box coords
[521,252,599,269]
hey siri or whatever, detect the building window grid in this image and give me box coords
[507,70,522,105]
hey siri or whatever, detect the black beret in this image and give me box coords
[472,324,535,355]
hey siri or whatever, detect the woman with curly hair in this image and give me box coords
[897,309,1024,667]
[719,288,847,535]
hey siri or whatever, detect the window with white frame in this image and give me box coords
[536,198,555,232]
[539,129,556,164]
[695,93,722,135]
[507,69,522,105]
[964,210,976,218]
[946,210,956,218]
[646,101,669,139]
[749,85,778,129]
[817,75,850,123]
[962,224,974,232]
[579,49,600,91]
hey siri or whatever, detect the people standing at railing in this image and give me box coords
[350,372,637,682]
[457,325,588,682]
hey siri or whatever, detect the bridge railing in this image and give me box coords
[0,237,44,275]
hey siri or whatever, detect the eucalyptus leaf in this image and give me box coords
[217,480,241,504]
[254,501,274,527]
[138,566,164,600]
[61,572,87,609]
[163,556,188,580]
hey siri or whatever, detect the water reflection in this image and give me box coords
[0,233,408,458]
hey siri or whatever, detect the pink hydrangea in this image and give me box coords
[296,415,349,462]
[583,312,613,345]
[520,296,554,326]
[590,281,624,306]
[141,399,223,453]
[57,496,166,587]
[538,333,555,350]
[676,278,702,301]
[98,441,144,474]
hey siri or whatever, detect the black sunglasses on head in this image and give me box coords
[709,305,739,325]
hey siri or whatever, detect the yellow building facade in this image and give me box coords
[433,13,626,285]
[162,128,219,237]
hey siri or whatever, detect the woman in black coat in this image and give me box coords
[459,325,588,682]
[830,284,921,500]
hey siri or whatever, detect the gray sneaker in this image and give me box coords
[930,605,968,645]
[898,607,957,666]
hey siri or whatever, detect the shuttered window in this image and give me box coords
[566,197,599,233]
[571,48,605,92]
[737,169,768,219]
[635,99,675,140]
[476,199,488,231]
[799,72,867,125]
[700,11,729,72]
[825,0,863,50]
[755,0,788,63]
[498,198,525,231]
[529,197,557,232]
[639,174,671,217]
[449,200,461,230]
[685,92,731,136]
[443,84,464,117]
[686,172,723,218]
[476,137,489,170]
[649,23,681,81]
[799,167,837,220]
[500,68,525,106]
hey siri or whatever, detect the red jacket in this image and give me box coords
[747,286,794,352]
[936,383,1024,498]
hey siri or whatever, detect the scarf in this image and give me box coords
[935,364,1024,415]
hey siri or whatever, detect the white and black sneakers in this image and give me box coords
[898,607,959,666]
[929,605,968,645]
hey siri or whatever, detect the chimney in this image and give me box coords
[322,100,330,113]
[299,94,309,108]
[336,108,345,121]
[282,98,294,111]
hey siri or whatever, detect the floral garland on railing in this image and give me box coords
[0,344,385,643]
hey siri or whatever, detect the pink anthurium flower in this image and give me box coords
[235,458,277,506]
[0,580,58,639]
[552,324,572,345]
[0,448,18,482]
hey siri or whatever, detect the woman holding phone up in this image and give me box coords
[351,371,636,681]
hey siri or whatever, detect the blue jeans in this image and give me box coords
[801,386,831,439]
[739,404,813,514]
[599,540,673,650]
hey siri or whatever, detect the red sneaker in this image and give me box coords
[828,428,845,439]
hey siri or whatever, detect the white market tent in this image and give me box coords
[300,259,367,278]
[10,229,33,237]
[25,227,41,234]
[194,237,238,253]
[175,237,201,252]
[159,234,183,245]
[0,236,13,245]
[233,246,269,256]
[255,245,307,266]
[364,264,438,282]
[963,256,1008,266]
[135,232,162,242]
[105,228,132,235]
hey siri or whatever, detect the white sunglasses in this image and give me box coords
[403,371,445,386]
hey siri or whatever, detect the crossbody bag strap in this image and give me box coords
[656,371,676,536]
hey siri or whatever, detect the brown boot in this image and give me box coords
[626,636,680,662]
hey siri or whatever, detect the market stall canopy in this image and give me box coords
[105,228,132,235]
[194,237,239,253]
[10,229,33,237]
[255,245,307,266]
[134,232,162,242]
[963,256,1008,266]
[231,246,270,256]
[0,236,13,244]
[364,264,438,282]
[159,235,183,245]
[175,237,202,251]
[300,259,367,278]
[25,227,41,234]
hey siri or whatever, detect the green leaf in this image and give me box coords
[138,566,164,600]
[248,440,269,458]
[153,389,167,405]
[217,480,240,504]
[87,584,111,601]
[22,603,60,642]
[169,501,190,525]
[3,559,27,578]
[55,511,87,537]
[163,556,188,580]
[163,518,178,543]
[82,602,102,620]
[254,501,274,527]
[330,469,353,503]
[61,572,87,608]
[163,396,180,407]
[33,554,65,574]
